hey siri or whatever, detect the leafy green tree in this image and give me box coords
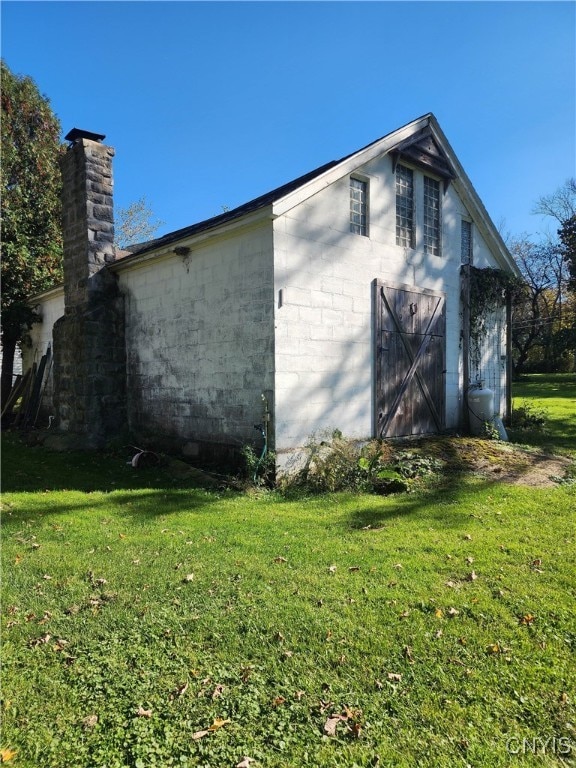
[1,60,63,405]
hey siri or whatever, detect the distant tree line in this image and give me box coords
[509,179,576,375]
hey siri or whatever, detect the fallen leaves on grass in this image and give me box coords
[169,682,189,700]
[486,642,511,655]
[192,718,231,740]
[82,714,98,729]
[0,748,17,763]
[236,758,255,768]
[323,706,363,739]
[136,706,153,718]
[28,633,51,647]
[466,571,478,581]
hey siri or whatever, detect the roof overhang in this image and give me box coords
[272,113,520,278]
[109,206,272,273]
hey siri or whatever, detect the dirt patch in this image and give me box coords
[396,437,573,488]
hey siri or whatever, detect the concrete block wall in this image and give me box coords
[272,152,506,455]
[23,287,65,419]
[117,221,275,453]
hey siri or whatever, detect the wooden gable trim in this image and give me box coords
[390,126,456,191]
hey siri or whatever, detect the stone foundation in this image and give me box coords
[53,297,126,447]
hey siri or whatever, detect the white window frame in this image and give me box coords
[461,218,473,265]
[395,164,414,248]
[423,175,441,256]
[350,176,369,236]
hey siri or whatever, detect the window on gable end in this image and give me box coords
[461,219,473,265]
[350,177,368,236]
[423,175,441,256]
[395,165,414,248]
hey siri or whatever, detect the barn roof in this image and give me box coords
[112,112,518,276]
[123,157,340,258]
[120,112,437,260]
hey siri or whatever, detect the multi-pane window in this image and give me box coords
[350,178,368,236]
[423,176,441,256]
[395,165,414,248]
[461,219,472,264]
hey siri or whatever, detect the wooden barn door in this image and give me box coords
[375,282,446,438]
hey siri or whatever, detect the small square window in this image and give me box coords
[350,177,368,236]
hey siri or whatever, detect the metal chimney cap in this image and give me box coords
[64,128,106,144]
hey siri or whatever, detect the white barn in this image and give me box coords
[25,114,520,467]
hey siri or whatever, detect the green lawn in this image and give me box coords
[510,373,576,454]
[1,380,575,767]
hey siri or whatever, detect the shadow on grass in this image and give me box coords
[346,474,496,531]
[344,431,572,531]
[512,373,576,454]
[3,431,571,532]
[508,428,576,454]
[513,373,576,397]
[1,433,235,524]
[1,433,226,495]
[1,487,230,526]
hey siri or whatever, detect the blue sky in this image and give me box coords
[1,1,574,242]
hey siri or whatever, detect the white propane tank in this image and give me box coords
[467,382,495,436]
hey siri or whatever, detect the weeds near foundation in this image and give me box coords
[280,430,443,495]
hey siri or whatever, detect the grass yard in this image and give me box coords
[510,373,576,454]
[1,376,575,768]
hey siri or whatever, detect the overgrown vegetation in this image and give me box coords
[283,430,442,495]
[469,266,518,353]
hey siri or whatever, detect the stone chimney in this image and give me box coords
[52,130,127,447]
[60,129,118,308]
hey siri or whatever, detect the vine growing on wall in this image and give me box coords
[468,267,520,347]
